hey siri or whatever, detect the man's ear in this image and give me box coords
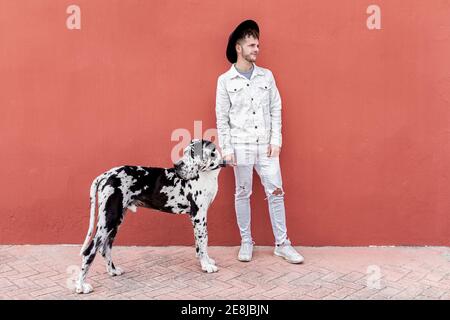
[235,43,241,54]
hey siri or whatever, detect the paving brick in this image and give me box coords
[261,287,289,298]
[321,271,345,282]
[341,271,366,282]
[307,287,337,299]
[377,286,403,298]
[382,268,411,282]
[1,245,449,300]
[0,277,13,288]
[392,287,425,300]
[347,287,380,299]
[30,286,65,298]
[421,287,447,299]
[330,287,357,299]
[425,271,449,282]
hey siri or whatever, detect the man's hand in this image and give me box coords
[223,154,236,166]
[267,145,281,157]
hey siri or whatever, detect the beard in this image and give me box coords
[243,52,257,62]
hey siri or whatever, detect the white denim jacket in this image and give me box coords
[215,63,282,157]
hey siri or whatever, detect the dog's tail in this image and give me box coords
[80,174,104,256]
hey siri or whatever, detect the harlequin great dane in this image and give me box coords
[76,139,224,294]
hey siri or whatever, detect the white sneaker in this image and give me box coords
[274,240,304,264]
[238,241,254,262]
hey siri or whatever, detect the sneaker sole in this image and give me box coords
[274,251,304,264]
[238,256,252,262]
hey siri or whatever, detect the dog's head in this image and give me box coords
[174,139,223,180]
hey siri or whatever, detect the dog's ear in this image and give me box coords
[182,162,200,180]
[186,164,200,180]
[190,139,204,160]
[173,160,182,178]
[174,158,200,180]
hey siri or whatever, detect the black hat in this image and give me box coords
[226,20,259,63]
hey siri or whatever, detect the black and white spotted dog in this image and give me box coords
[76,139,224,294]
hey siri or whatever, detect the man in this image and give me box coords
[215,20,304,264]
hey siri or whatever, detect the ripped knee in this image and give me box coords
[272,188,283,196]
[235,184,252,198]
[264,187,285,200]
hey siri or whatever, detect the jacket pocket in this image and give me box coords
[256,81,271,107]
[257,81,271,91]
[226,82,245,106]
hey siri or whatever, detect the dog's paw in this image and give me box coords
[108,267,124,277]
[75,282,93,294]
[206,257,216,266]
[201,263,219,273]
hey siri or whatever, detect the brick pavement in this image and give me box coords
[1,245,450,300]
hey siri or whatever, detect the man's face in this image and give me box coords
[236,35,259,63]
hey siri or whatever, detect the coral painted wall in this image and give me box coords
[1,0,450,245]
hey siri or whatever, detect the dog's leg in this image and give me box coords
[99,196,126,277]
[76,232,103,294]
[190,212,218,273]
[101,227,124,276]
[76,193,115,294]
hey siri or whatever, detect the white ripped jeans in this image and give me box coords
[232,143,288,245]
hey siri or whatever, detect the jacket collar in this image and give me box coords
[228,63,265,80]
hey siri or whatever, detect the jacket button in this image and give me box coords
[255,126,257,129]
[265,86,267,89]
[253,111,256,115]
[251,98,254,101]
[247,84,250,86]
[234,89,237,91]
[257,139,259,143]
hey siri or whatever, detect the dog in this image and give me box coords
[76,139,224,294]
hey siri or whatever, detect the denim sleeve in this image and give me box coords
[268,71,282,147]
[215,76,234,156]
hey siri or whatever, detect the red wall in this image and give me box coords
[1,0,450,246]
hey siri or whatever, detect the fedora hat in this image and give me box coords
[226,19,259,63]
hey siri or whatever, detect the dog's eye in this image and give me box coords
[211,152,216,157]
